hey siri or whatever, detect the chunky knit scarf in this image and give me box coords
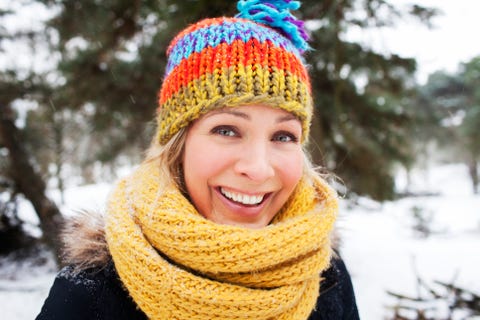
[105,162,337,320]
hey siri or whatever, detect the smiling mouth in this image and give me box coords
[219,187,266,206]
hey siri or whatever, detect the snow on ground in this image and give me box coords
[0,252,56,320]
[339,164,480,319]
[0,163,479,319]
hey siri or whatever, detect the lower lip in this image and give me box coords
[214,188,269,218]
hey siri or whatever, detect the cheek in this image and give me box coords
[183,142,209,215]
[278,150,304,189]
[182,137,231,215]
[184,143,227,182]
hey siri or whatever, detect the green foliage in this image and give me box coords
[461,57,480,154]
[35,0,239,166]
[419,56,480,194]
[299,0,426,200]
[3,0,439,200]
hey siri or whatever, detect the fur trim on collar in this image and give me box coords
[61,210,111,271]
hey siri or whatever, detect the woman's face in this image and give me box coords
[182,105,304,229]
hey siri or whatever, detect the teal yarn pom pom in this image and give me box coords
[236,0,310,52]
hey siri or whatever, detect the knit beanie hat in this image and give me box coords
[156,0,313,145]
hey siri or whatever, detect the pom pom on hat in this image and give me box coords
[156,0,313,145]
[236,0,310,52]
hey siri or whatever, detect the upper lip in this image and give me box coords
[218,186,271,197]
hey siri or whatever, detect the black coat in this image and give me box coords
[36,257,359,319]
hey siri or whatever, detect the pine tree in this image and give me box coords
[37,0,238,170]
[419,57,480,194]
[0,6,63,261]
[12,0,436,204]
[461,57,480,194]
[299,0,436,200]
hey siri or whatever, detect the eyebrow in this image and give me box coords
[206,109,299,123]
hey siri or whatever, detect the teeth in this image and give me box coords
[221,188,264,205]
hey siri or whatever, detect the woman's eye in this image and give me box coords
[273,131,298,143]
[212,126,237,137]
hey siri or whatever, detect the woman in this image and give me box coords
[37,0,359,319]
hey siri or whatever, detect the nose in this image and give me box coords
[233,139,275,182]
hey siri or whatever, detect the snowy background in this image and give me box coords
[1,163,479,319]
[1,0,480,319]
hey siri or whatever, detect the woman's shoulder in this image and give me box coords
[309,256,360,320]
[36,263,146,320]
[36,211,147,319]
[36,264,110,319]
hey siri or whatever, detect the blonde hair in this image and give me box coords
[145,127,188,192]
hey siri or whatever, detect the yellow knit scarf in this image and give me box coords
[105,162,337,320]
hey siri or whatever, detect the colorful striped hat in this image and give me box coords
[156,0,313,144]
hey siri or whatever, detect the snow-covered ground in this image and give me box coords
[340,164,480,319]
[1,163,479,319]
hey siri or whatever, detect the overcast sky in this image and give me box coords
[347,0,480,83]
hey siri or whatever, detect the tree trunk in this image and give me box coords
[468,158,479,195]
[0,106,63,265]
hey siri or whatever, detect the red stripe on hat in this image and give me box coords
[159,38,309,104]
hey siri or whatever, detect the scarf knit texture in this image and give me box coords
[105,162,338,319]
